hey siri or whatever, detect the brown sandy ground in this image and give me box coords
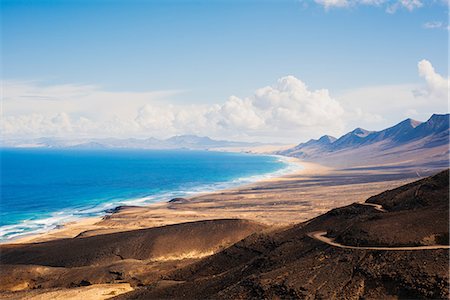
[93,162,439,234]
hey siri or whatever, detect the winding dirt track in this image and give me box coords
[307,202,450,251]
[358,202,386,212]
[307,231,450,251]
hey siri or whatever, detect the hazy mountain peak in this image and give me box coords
[429,113,449,119]
[395,118,422,129]
[411,113,450,137]
[2,134,260,150]
[427,113,449,127]
[318,135,337,143]
[350,128,371,137]
[166,135,213,142]
[370,117,424,143]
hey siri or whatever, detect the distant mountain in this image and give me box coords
[285,135,337,157]
[2,135,261,150]
[279,113,449,168]
[163,135,255,148]
[332,127,374,150]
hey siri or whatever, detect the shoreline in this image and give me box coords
[2,154,309,245]
[3,155,426,245]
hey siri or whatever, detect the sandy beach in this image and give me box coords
[7,158,422,244]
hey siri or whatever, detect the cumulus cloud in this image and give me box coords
[216,96,265,130]
[134,76,346,140]
[251,76,345,131]
[1,76,347,142]
[2,113,75,137]
[415,59,449,99]
[135,104,176,131]
[2,60,447,143]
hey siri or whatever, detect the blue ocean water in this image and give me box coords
[0,148,294,241]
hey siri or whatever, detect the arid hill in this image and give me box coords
[1,219,266,267]
[116,170,449,299]
[0,219,266,293]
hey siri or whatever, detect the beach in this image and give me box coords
[7,158,420,244]
[0,149,289,242]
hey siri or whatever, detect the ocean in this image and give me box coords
[0,148,295,241]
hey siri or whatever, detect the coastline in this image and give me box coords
[3,153,305,244]
[3,155,422,245]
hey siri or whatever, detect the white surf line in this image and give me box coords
[307,231,450,251]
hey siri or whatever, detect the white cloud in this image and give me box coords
[1,80,181,119]
[217,96,265,130]
[386,0,422,13]
[314,0,350,9]
[135,104,176,131]
[311,0,430,12]
[416,59,449,99]
[2,60,448,143]
[201,76,346,139]
[423,21,444,29]
[251,76,345,131]
[1,81,183,138]
[337,60,448,131]
[1,76,347,142]
[358,0,387,5]
[401,0,423,9]
[385,0,422,13]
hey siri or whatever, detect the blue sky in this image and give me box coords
[1,0,449,142]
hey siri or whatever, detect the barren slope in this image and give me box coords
[118,170,449,299]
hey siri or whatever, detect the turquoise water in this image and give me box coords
[0,148,293,241]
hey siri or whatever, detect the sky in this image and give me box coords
[1,0,449,143]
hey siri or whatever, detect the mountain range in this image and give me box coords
[1,135,261,150]
[278,113,449,168]
[3,114,449,169]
